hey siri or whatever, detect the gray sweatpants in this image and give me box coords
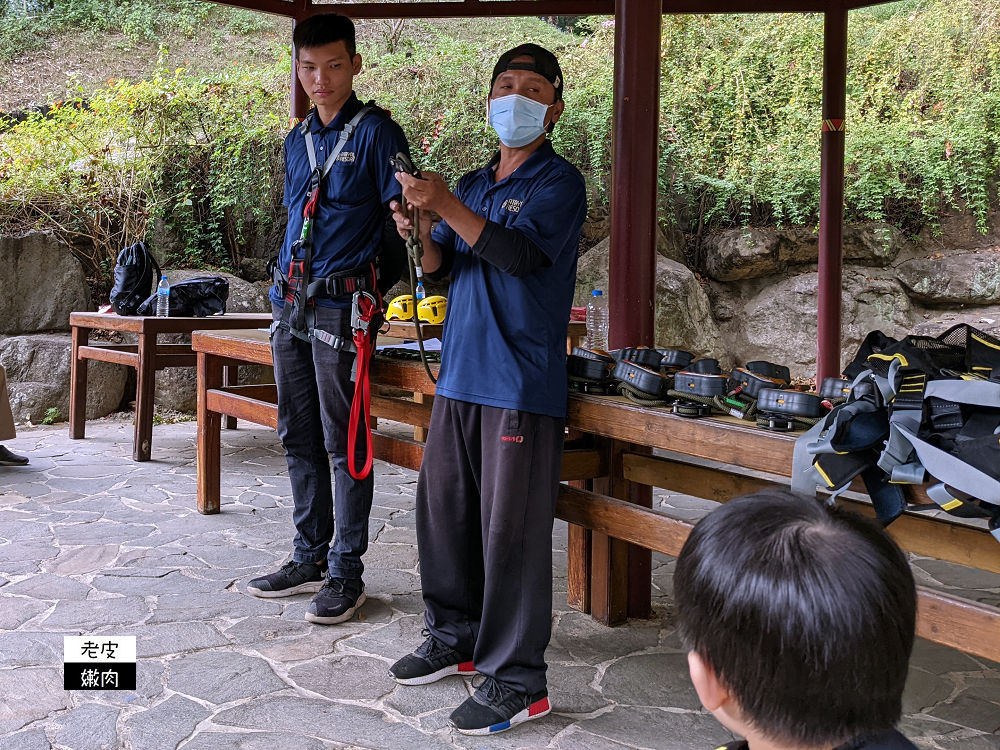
[416,396,565,695]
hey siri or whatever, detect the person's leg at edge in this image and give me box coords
[450,407,564,734]
[0,364,27,466]
[389,397,484,684]
[246,304,332,598]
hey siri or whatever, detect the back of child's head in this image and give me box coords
[674,489,916,748]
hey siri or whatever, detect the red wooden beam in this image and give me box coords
[816,2,848,382]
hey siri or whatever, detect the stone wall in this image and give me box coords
[574,211,1000,379]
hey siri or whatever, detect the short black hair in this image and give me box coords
[674,489,916,748]
[293,13,356,58]
[491,43,564,102]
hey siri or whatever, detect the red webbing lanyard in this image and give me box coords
[347,285,380,480]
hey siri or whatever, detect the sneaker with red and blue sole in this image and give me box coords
[449,675,551,735]
[389,631,477,686]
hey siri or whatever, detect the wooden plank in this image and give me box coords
[383,322,444,340]
[196,352,224,514]
[627,445,654,620]
[218,384,278,402]
[371,395,433,430]
[370,358,438,395]
[70,312,270,334]
[372,432,425,472]
[69,326,89,440]
[621,452,1000,575]
[77,345,140,368]
[205,390,278,430]
[413,392,432,442]
[559,449,606,482]
[589,440,632,626]
[567,479,593,614]
[916,588,1000,664]
[223,365,238,430]
[133,332,157,462]
[191,329,273,366]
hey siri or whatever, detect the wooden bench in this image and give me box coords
[191,328,1000,664]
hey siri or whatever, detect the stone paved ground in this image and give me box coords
[0,420,998,750]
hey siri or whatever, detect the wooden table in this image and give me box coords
[69,312,271,461]
[191,328,1000,664]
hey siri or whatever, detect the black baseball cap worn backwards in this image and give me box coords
[491,43,564,101]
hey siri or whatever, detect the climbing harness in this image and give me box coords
[756,389,824,432]
[568,348,617,394]
[793,324,1000,540]
[390,151,437,385]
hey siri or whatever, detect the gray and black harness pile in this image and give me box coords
[793,325,1000,542]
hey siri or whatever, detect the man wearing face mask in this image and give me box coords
[386,44,587,735]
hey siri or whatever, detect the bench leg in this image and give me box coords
[567,517,592,614]
[197,351,223,514]
[133,332,156,462]
[223,365,238,430]
[70,326,89,439]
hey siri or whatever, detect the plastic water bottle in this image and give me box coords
[586,289,609,351]
[156,275,170,317]
[415,281,426,302]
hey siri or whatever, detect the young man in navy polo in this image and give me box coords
[388,44,587,735]
[246,14,411,626]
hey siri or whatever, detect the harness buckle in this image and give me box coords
[351,291,377,335]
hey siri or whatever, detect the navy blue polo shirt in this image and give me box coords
[270,92,410,309]
[431,140,587,418]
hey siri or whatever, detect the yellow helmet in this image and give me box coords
[385,295,415,321]
[417,295,447,325]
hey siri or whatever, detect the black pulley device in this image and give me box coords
[818,377,852,401]
[658,349,695,372]
[746,360,791,385]
[686,358,722,375]
[727,368,787,400]
[567,347,616,394]
[670,371,729,417]
[613,360,671,400]
[756,388,825,432]
[616,347,664,369]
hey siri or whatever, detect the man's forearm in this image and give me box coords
[435,192,488,248]
[418,233,445,275]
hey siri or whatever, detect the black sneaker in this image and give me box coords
[305,577,366,624]
[246,560,326,598]
[0,446,28,466]
[450,675,551,735]
[389,630,477,685]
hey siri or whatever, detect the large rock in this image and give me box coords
[0,334,126,423]
[0,231,92,334]
[575,228,687,304]
[719,267,915,379]
[917,210,1000,251]
[152,269,272,413]
[908,306,1000,340]
[895,249,1000,305]
[702,224,907,282]
[573,239,729,364]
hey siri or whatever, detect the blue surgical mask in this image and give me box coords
[488,94,552,148]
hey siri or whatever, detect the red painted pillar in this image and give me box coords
[817,3,848,381]
[608,0,661,350]
[607,0,661,622]
[290,17,310,124]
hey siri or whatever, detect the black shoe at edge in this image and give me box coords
[246,560,327,598]
[306,576,365,624]
[449,675,550,735]
[389,630,477,685]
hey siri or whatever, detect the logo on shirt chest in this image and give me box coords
[335,152,356,163]
[502,198,524,214]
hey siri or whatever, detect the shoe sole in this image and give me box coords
[305,591,367,624]
[0,460,28,466]
[392,661,477,686]
[453,696,551,736]
[246,579,325,598]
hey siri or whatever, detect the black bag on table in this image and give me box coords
[110,241,161,316]
[136,277,229,317]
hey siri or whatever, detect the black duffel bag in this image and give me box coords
[136,276,230,317]
[110,241,161,316]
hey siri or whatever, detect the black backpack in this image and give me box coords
[110,241,161,316]
[136,276,230,317]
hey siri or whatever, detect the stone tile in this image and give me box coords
[179,733,328,750]
[913,559,1000,591]
[910,638,986,675]
[184,543,281,569]
[0,631,66,667]
[547,663,610,714]
[40,596,150,630]
[554,727,635,750]
[600,653,702,710]
[932,735,1000,750]
[447,711,574,750]
[287,654,396,700]
[168,650,287,704]
[87,658,166,706]
[123,694,210,750]
[42,544,120,575]
[220,615,312,645]
[91,570,227,597]
[3,573,92,601]
[213,696,454,749]
[249,628,350,662]
[1,540,59,562]
[0,520,52,540]
[356,596,394,624]
[149,593,281,624]
[121,622,229,658]
[903,669,955,714]
[578,705,734,750]
[384,677,471,716]
[52,702,120,750]
[551,611,662,665]
[364,543,420,571]
[0,729,51,750]
[340,614,426,660]
[0,667,72,735]
[0,595,49,629]
[928,692,1000,734]
[53,521,156,546]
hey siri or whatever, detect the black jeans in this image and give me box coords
[416,396,565,695]
[271,303,375,579]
